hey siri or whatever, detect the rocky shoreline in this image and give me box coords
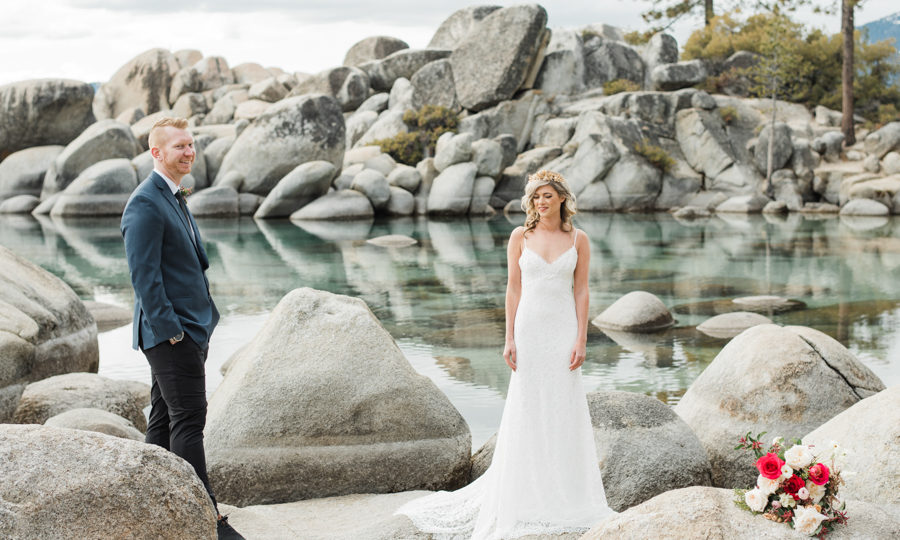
[2,3,900,538]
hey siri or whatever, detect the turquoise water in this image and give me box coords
[2,212,898,447]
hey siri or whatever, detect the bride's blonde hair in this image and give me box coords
[521,170,577,233]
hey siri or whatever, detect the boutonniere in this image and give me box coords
[178,186,193,198]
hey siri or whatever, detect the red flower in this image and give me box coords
[756,452,785,480]
[783,474,805,498]
[808,462,830,486]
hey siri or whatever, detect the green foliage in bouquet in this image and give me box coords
[733,431,848,537]
[373,105,459,166]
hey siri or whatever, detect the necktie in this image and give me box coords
[175,191,197,245]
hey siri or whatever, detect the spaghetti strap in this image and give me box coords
[572,229,578,246]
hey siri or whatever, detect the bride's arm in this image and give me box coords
[570,229,591,370]
[503,227,524,371]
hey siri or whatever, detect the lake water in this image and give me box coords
[2,211,899,448]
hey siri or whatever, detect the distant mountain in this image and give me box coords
[861,11,900,86]
[860,11,900,45]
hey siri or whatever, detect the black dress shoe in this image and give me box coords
[217,515,245,540]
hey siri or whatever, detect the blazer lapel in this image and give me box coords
[150,172,203,260]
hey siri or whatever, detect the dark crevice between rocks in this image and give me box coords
[795,334,862,401]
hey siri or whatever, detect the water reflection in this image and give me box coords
[2,212,899,448]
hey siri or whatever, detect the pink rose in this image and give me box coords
[808,462,830,486]
[756,452,786,480]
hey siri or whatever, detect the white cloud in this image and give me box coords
[1,0,896,86]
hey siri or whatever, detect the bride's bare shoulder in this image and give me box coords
[573,227,590,249]
[510,226,526,241]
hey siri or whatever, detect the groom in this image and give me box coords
[121,117,242,540]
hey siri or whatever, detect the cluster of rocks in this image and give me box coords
[4,4,900,220]
[0,245,99,422]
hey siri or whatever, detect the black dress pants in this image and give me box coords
[142,335,216,509]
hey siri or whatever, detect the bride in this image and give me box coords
[397,170,615,539]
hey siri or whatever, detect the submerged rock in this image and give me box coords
[696,312,772,339]
[592,291,674,332]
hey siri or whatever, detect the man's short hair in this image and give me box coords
[148,117,190,149]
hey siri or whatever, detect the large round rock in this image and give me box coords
[254,161,336,218]
[205,288,471,506]
[674,324,885,488]
[44,407,144,441]
[0,246,98,422]
[92,48,179,120]
[592,291,674,332]
[804,385,900,506]
[290,189,375,220]
[428,6,502,49]
[427,162,477,215]
[49,158,138,217]
[0,145,64,199]
[185,185,240,217]
[51,119,142,191]
[0,79,95,158]
[343,36,409,67]
[0,425,216,539]
[583,486,900,539]
[13,372,149,432]
[215,94,345,195]
[449,5,549,111]
[587,391,712,511]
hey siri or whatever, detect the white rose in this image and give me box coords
[757,474,780,496]
[806,480,826,504]
[784,444,814,469]
[792,505,827,536]
[744,488,769,513]
[780,463,794,480]
[797,487,810,500]
[779,493,796,508]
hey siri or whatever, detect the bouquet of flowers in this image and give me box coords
[733,432,848,537]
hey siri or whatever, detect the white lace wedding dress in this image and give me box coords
[397,230,614,539]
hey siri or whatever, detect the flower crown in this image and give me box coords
[527,170,566,185]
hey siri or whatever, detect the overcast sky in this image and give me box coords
[2,1,897,86]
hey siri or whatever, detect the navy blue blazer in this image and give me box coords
[121,171,219,350]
